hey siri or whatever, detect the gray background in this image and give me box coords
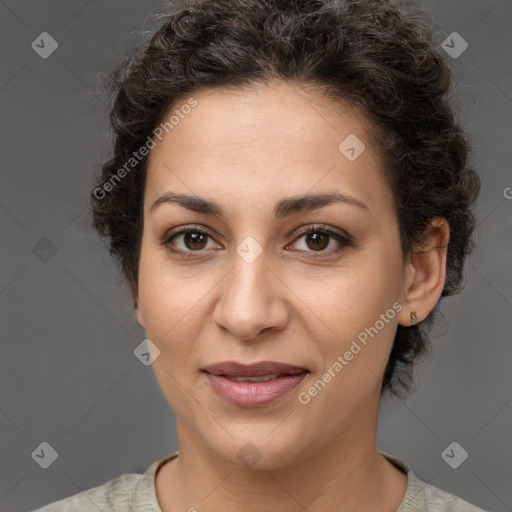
[0,1,510,511]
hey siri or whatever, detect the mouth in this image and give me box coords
[202,361,309,407]
[202,360,309,379]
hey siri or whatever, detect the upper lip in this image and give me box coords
[202,361,309,377]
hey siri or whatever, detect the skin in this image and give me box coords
[134,80,449,512]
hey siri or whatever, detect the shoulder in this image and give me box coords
[404,474,490,512]
[421,483,490,511]
[30,472,146,512]
[30,454,177,512]
[380,452,490,512]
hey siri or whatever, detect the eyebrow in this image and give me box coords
[150,190,369,219]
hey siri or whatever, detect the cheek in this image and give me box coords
[138,242,196,321]
[137,245,200,354]
[299,252,403,389]
[301,255,401,335]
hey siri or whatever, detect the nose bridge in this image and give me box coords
[213,241,287,340]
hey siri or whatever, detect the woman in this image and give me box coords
[35,0,486,510]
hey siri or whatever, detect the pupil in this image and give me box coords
[182,232,329,251]
[307,232,328,251]
[186,233,206,250]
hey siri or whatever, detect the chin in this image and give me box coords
[204,428,313,471]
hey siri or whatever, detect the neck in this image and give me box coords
[156,396,407,511]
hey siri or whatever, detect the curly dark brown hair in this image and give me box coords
[91,0,480,398]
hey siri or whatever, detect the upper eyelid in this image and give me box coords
[164,224,351,249]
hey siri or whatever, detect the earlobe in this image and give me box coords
[131,283,145,329]
[397,217,450,326]
[135,307,145,329]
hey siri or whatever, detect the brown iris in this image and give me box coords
[184,232,208,250]
[305,232,329,251]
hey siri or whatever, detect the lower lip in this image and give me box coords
[205,372,308,407]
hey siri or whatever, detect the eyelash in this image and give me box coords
[161,223,353,260]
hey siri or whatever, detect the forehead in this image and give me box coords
[144,80,392,219]
[157,81,377,152]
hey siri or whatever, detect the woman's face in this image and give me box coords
[136,81,410,469]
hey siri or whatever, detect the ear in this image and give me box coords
[131,281,146,329]
[397,217,450,326]
[135,306,145,329]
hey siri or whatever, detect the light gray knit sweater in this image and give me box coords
[32,451,489,511]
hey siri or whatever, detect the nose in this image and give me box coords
[212,249,289,342]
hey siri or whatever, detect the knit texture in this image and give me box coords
[32,451,489,511]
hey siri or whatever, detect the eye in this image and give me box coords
[287,224,352,257]
[161,223,352,260]
[161,225,220,258]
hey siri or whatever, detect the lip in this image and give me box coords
[202,360,308,377]
[202,361,309,407]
